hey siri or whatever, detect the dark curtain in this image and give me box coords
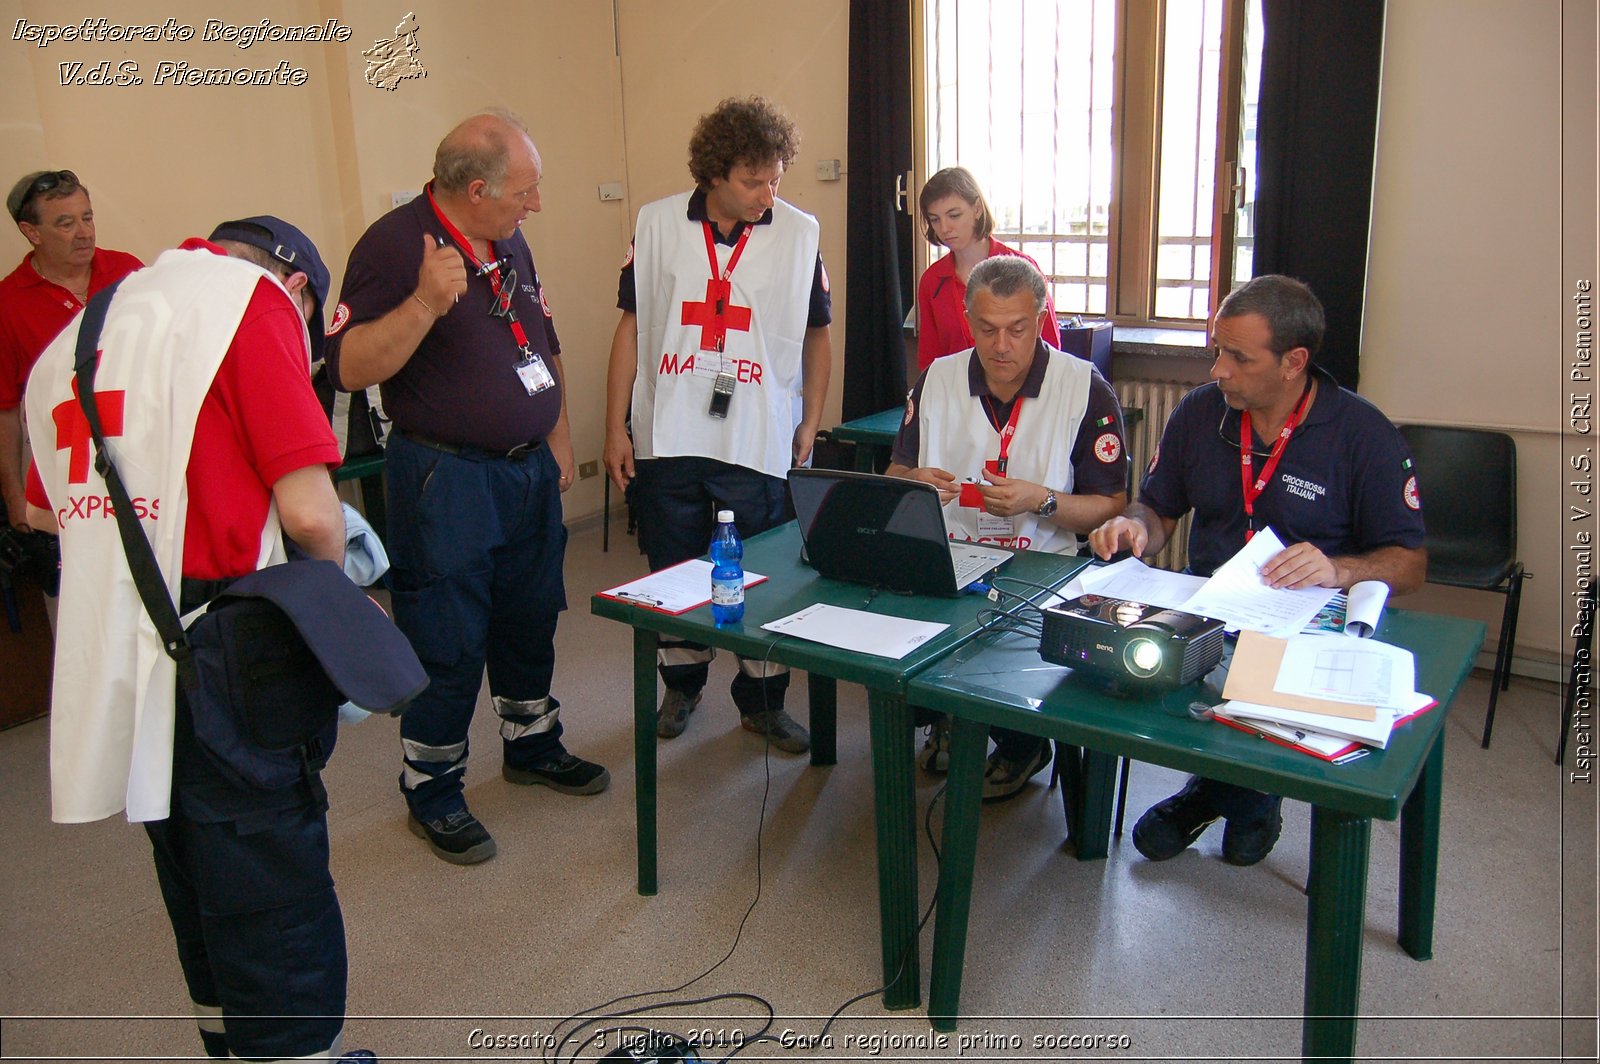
[843,0,914,420]
[1253,0,1386,389]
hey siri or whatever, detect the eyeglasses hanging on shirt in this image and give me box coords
[427,185,555,397]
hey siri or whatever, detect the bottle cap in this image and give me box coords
[717,509,735,523]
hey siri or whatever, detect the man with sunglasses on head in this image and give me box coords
[325,109,606,866]
[1088,274,1426,867]
[1,170,141,538]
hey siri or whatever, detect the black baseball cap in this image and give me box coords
[208,216,331,361]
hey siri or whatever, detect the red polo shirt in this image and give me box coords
[0,247,144,409]
[26,242,339,578]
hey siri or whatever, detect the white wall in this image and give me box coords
[1362,0,1597,668]
[0,0,850,525]
[8,0,1591,668]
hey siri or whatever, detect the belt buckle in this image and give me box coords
[505,440,537,460]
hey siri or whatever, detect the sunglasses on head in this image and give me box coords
[12,170,80,223]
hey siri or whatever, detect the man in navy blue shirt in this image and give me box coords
[326,110,607,866]
[1089,275,1426,866]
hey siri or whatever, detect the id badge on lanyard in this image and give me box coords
[976,511,1016,541]
[515,353,555,395]
[694,223,752,418]
[1239,381,1314,540]
[428,186,554,397]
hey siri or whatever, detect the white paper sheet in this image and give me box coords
[760,603,949,659]
[1272,632,1416,707]
[600,559,766,614]
[1059,556,1207,610]
[1180,527,1338,637]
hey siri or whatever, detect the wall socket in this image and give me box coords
[578,460,600,480]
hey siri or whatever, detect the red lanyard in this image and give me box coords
[427,185,533,356]
[698,221,753,353]
[1238,380,1314,541]
[983,394,1025,475]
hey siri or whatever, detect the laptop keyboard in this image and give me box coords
[948,542,1011,589]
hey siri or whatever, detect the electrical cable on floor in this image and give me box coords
[552,563,1078,1061]
[545,633,794,1064]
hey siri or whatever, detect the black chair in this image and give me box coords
[1400,425,1527,748]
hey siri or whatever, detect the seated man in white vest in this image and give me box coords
[887,255,1129,799]
[24,218,375,1062]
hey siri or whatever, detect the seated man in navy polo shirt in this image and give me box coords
[1088,274,1426,866]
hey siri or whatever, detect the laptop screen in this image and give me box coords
[788,468,970,596]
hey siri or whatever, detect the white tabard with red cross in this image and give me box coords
[916,345,1093,554]
[630,191,819,480]
[25,248,287,824]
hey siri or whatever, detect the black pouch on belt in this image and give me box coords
[184,559,429,790]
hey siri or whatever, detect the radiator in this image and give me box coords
[1114,378,1193,573]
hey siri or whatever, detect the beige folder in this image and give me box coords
[1221,630,1379,722]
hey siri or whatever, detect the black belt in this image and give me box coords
[401,429,545,461]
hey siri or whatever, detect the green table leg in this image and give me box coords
[1071,749,1117,861]
[808,673,838,766]
[633,627,659,896]
[867,689,921,1010]
[1398,734,1444,960]
[929,713,987,1031]
[1302,806,1372,1064]
[853,444,879,472]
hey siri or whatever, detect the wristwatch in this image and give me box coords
[1035,489,1058,518]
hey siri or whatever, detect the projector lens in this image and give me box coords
[1124,638,1163,678]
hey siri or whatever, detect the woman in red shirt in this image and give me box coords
[915,167,1060,372]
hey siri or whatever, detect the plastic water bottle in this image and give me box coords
[709,509,745,626]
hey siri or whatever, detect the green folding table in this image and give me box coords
[591,522,1085,1009]
[906,609,1485,1063]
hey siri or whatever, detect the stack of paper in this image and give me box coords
[1215,630,1438,759]
[1061,528,1343,639]
[1180,528,1339,638]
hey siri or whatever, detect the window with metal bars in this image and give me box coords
[919,0,1262,327]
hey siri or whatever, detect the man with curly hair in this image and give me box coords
[604,96,832,754]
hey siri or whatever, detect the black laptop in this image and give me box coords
[787,468,1013,596]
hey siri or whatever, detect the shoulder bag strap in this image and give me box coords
[72,281,198,690]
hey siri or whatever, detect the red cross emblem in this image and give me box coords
[1094,432,1122,463]
[52,375,124,485]
[680,278,751,353]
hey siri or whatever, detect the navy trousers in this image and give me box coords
[632,456,792,716]
[147,694,346,1060]
[385,431,568,819]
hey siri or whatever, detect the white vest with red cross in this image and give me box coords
[630,192,819,480]
[916,346,1093,554]
[25,248,291,824]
